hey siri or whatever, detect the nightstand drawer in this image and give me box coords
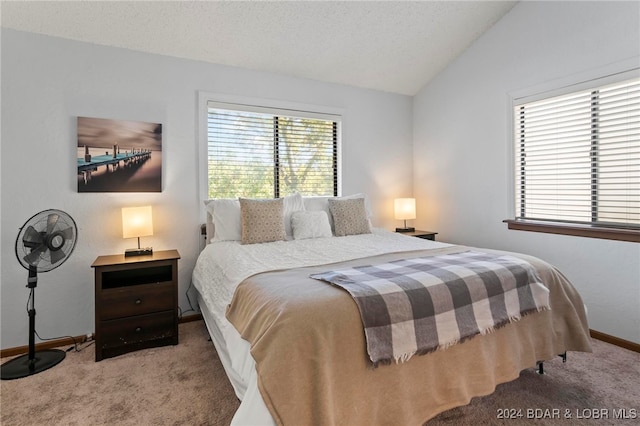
[100,311,176,351]
[99,282,175,321]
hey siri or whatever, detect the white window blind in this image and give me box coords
[514,76,639,229]
[207,104,339,199]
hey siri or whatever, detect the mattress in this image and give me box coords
[197,292,274,425]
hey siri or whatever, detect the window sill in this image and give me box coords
[503,220,640,243]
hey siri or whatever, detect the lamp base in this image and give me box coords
[395,227,415,233]
[124,247,153,257]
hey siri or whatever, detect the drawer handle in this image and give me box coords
[135,299,142,305]
[135,327,142,333]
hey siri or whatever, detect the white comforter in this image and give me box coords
[192,228,451,326]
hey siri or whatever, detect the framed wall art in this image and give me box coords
[77,117,162,192]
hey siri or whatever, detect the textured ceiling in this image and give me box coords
[1,1,516,96]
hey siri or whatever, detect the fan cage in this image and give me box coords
[15,209,78,273]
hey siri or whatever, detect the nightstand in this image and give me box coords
[398,230,438,241]
[91,249,180,361]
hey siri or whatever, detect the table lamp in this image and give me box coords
[122,206,153,257]
[394,198,416,232]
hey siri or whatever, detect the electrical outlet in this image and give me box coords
[86,333,93,342]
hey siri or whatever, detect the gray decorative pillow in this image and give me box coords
[328,198,371,237]
[240,198,287,244]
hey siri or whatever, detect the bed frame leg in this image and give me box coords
[536,353,567,375]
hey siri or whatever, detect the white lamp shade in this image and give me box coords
[122,206,153,239]
[394,198,416,220]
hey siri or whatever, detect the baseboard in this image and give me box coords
[179,313,203,323]
[590,329,640,353]
[2,315,204,359]
[3,323,635,358]
[1,334,90,359]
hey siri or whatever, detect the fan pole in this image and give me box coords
[27,267,37,371]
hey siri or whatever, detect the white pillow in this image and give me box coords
[291,210,333,240]
[203,200,215,242]
[302,196,331,227]
[210,199,242,242]
[283,192,305,238]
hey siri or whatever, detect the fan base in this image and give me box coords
[1,349,66,380]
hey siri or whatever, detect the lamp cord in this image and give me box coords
[178,280,199,320]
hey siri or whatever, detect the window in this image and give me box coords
[206,102,340,199]
[507,73,639,242]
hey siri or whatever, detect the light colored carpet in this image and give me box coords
[1,321,639,425]
[1,321,239,425]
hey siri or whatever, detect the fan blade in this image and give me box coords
[22,226,44,248]
[46,213,60,233]
[49,248,66,265]
[59,226,74,241]
[23,245,46,266]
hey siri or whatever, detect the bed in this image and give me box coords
[192,194,592,425]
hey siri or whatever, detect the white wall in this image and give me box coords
[413,1,640,343]
[0,29,413,349]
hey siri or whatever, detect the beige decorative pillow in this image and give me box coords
[240,198,287,244]
[328,198,371,237]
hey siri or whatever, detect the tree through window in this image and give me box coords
[207,105,339,199]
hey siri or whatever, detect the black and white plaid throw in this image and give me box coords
[310,251,550,366]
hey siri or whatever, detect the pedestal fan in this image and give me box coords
[1,209,78,380]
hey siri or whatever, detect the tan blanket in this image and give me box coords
[226,246,592,426]
[310,250,551,366]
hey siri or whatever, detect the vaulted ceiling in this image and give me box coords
[1,1,517,96]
